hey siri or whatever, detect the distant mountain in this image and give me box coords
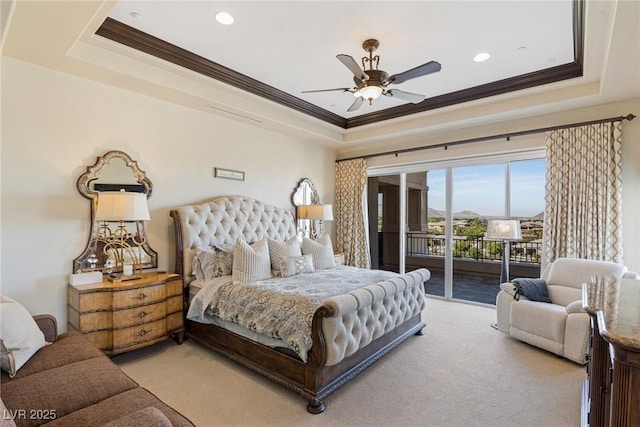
[428,207,446,217]
[428,208,483,219]
[427,208,543,220]
[453,210,482,219]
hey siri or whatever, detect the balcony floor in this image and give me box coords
[423,270,502,305]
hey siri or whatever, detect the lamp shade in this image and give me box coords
[95,191,150,221]
[298,204,333,221]
[485,219,522,241]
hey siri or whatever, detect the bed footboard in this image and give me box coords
[310,268,430,368]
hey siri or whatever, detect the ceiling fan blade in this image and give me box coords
[337,54,367,81]
[388,61,441,85]
[302,88,352,94]
[347,97,364,112]
[385,89,426,104]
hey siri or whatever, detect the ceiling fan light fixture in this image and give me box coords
[304,38,440,112]
[357,85,383,101]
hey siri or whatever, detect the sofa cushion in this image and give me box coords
[1,332,103,383]
[511,300,568,344]
[101,407,171,427]
[2,357,138,427]
[43,388,193,427]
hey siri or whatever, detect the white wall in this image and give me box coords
[1,57,337,326]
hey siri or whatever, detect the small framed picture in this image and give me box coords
[214,167,245,181]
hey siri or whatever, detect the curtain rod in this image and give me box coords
[336,113,636,163]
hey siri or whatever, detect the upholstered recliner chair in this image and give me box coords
[496,258,638,364]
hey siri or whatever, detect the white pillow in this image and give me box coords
[0,295,47,378]
[280,254,315,277]
[267,237,302,271]
[232,239,272,284]
[302,234,336,270]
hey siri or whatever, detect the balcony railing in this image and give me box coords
[406,232,541,265]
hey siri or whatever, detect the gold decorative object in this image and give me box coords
[94,191,151,280]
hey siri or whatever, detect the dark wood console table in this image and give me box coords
[582,278,640,426]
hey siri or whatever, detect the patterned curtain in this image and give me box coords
[542,121,623,269]
[335,158,371,268]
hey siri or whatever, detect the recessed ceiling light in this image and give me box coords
[129,12,142,20]
[215,12,234,25]
[473,52,490,62]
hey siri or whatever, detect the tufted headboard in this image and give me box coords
[170,195,297,286]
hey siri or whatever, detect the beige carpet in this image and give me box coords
[114,298,584,427]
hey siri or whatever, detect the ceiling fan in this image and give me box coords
[302,39,441,112]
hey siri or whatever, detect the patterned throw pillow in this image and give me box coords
[302,234,336,270]
[194,246,234,281]
[267,237,302,271]
[232,238,272,284]
[279,254,315,277]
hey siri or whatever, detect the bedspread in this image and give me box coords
[189,266,398,362]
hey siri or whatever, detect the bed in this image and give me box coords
[170,195,430,413]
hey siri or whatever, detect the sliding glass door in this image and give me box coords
[451,164,505,304]
[405,170,447,298]
[368,152,544,305]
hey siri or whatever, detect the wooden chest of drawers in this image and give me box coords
[67,272,184,355]
[582,278,640,426]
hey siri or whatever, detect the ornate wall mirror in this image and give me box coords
[291,178,320,207]
[291,178,321,238]
[73,150,158,273]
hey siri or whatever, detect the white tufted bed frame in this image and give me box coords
[170,196,429,413]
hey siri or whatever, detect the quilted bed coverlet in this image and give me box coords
[188,266,398,361]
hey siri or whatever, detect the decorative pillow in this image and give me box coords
[232,238,272,284]
[194,246,233,281]
[302,234,336,270]
[280,254,315,278]
[267,237,302,271]
[511,278,552,303]
[0,296,47,378]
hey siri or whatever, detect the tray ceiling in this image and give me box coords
[101,1,580,129]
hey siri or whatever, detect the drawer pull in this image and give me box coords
[135,293,148,301]
[137,329,150,337]
[136,311,149,319]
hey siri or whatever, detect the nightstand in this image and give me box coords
[334,253,345,266]
[67,272,184,355]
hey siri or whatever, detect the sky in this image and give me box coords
[426,158,545,218]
